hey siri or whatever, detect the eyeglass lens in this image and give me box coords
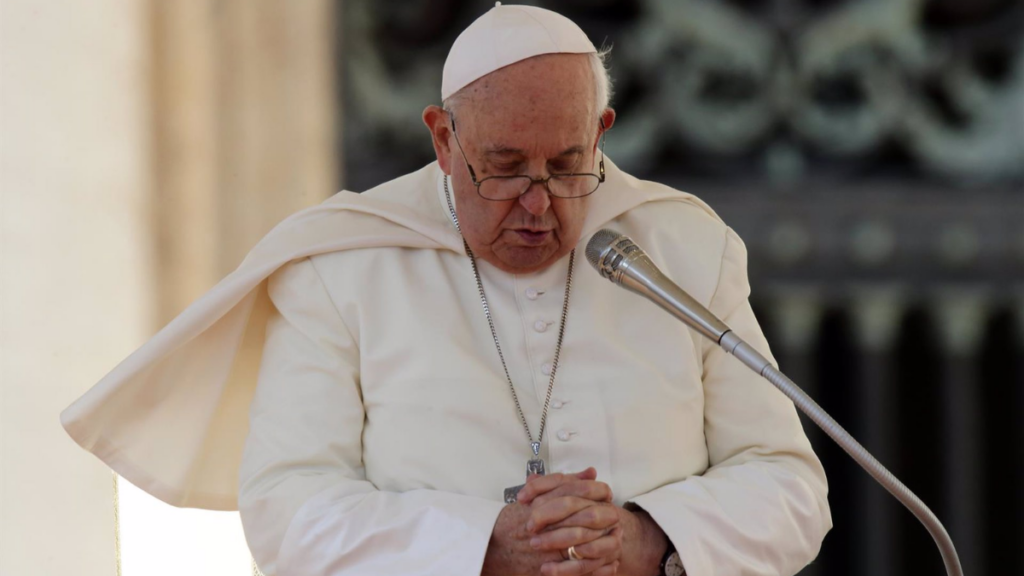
[479,174,601,200]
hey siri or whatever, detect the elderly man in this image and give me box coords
[61,4,830,576]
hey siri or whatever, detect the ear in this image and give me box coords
[599,108,616,135]
[423,105,453,174]
[594,108,616,151]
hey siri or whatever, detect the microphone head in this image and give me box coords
[585,228,624,269]
[585,228,643,282]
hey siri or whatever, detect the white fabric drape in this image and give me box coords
[60,159,680,509]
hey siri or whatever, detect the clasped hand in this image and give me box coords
[483,468,626,576]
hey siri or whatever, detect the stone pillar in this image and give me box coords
[152,0,338,323]
[0,1,152,574]
[127,2,339,574]
[1,0,338,574]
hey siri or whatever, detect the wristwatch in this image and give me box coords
[659,543,685,576]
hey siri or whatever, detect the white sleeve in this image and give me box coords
[238,257,505,576]
[628,227,832,576]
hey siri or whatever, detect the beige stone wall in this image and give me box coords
[1,1,152,574]
[1,0,338,574]
[151,0,338,323]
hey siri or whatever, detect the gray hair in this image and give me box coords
[442,47,614,118]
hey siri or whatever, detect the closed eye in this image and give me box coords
[550,156,584,174]
[489,162,522,174]
[481,146,585,174]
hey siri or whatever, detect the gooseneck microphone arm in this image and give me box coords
[585,229,963,576]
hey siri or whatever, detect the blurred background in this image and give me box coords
[2,1,1021,575]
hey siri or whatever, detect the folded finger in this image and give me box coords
[530,526,607,551]
[544,505,620,532]
[540,557,614,576]
[516,473,570,504]
[531,480,613,508]
[528,496,599,533]
[571,530,623,562]
[591,561,620,576]
[575,467,598,481]
[518,468,596,504]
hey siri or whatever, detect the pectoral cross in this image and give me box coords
[503,442,545,504]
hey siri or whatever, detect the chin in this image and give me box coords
[493,244,562,273]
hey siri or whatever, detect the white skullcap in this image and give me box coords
[441,2,597,101]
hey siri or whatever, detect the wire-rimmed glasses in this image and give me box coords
[450,117,606,201]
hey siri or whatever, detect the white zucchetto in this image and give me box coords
[441,2,597,100]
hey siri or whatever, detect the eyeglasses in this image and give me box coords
[450,116,606,201]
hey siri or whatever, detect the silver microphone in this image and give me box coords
[584,228,963,576]
[585,229,737,349]
[585,229,771,374]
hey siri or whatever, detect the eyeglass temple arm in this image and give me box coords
[448,116,480,183]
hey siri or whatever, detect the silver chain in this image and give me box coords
[443,175,574,450]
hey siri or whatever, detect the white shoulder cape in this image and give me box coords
[60,159,720,510]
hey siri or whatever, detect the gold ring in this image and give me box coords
[567,545,583,561]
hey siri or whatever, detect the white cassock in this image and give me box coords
[61,158,831,576]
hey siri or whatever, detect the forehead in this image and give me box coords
[458,53,596,149]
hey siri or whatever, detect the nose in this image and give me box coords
[518,182,551,216]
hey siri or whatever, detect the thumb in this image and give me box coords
[574,467,598,480]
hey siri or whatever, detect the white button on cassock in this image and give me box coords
[533,320,549,333]
[556,430,571,441]
[525,288,541,300]
[541,363,552,375]
[552,400,564,409]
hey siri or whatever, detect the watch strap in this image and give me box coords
[658,542,676,576]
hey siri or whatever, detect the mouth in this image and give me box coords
[513,229,552,245]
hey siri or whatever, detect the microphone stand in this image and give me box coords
[589,230,964,576]
[718,331,964,576]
